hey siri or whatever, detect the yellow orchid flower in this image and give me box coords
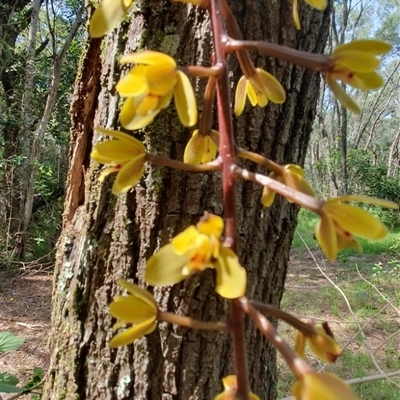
[315,195,398,261]
[261,164,315,207]
[184,129,219,164]
[295,322,341,363]
[109,280,158,347]
[234,68,285,116]
[292,372,358,400]
[293,0,327,30]
[91,127,146,195]
[214,375,261,400]
[89,0,134,38]
[327,40,391,113]
[117,51,197,130]
[145,213,246,299]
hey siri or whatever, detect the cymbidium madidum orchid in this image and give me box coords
[89,0,134,38]
[117,51,198,130]
[261,164,315,207]
[315,195,397,261]
[327,40,391,113]
[145,213,246,299]
[295,322,341,364]
[292,372,358,400]
[184,129,219,164]
[91,128,146,194]
[234,67,286,116]
[109,280,158,347]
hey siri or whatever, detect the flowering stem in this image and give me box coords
[221,0,256,78]
[227,39,333,72]
[238,297,312,379]
[232,165,323,213]
[179,65,220,77]
[198,76,216,135]
[251,301,315,337]
[146,153,222,171]
[209,0,249,398]
[237,147,284,175]
[158,311,226,331]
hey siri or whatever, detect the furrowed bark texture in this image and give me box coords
[44,1,330,399]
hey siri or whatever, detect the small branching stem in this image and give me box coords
[237,147,284,175]
[227,39,333,72]
[158,311,226,331]
[232,165,323,213]
[220,0,256,77]
[198,76,216,135]
[146,153,222,171]
[238,297,312,379]
[251,301,315,337]
[179,65,220,77]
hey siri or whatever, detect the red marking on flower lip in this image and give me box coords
[327,352,339,363]
[348,72,354,79]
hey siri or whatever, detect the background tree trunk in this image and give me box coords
[43,1,330,399]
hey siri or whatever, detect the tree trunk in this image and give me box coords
[43,1,330,399]
[0,0,32,258]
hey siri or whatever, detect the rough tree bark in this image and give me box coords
[43,1,330,399]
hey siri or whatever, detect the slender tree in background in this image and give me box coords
[0,0,84,260]
[308,0,400,205]
[42,0,396,399]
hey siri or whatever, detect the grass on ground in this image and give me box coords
[278,210,400,399]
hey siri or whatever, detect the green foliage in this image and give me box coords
[0,331,24,394]
[0,331,43,397]
[0,372,23,394]
[0,331,24,353]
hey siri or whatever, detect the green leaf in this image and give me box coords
[0,372,22,393]
[0,331,24,353]
[33,367,43,378]
[23,367,44,390]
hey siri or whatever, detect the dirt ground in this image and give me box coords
[0,269,52,398]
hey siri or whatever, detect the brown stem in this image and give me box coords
[227,39,333,72]
[158,311,226,331]
[238,297,312,379]
[179,65,220,77]
[209,0,249,398]
[237,147,284,175]
[146,153,222,171]
[250,301,315,337]
[232,165,323,213]
[221,0,256,78]
[198,76,216,135]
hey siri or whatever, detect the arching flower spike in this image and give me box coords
[145,213,246,299]
[327,40,391,113]
[214,375,261,400]
[315,195,397,261]
[91,127,146,194]
[261,164,315,207]
[89,0,134,38]
[109,280,158,347]
[234,68,286,116]
[117,51,197,130]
